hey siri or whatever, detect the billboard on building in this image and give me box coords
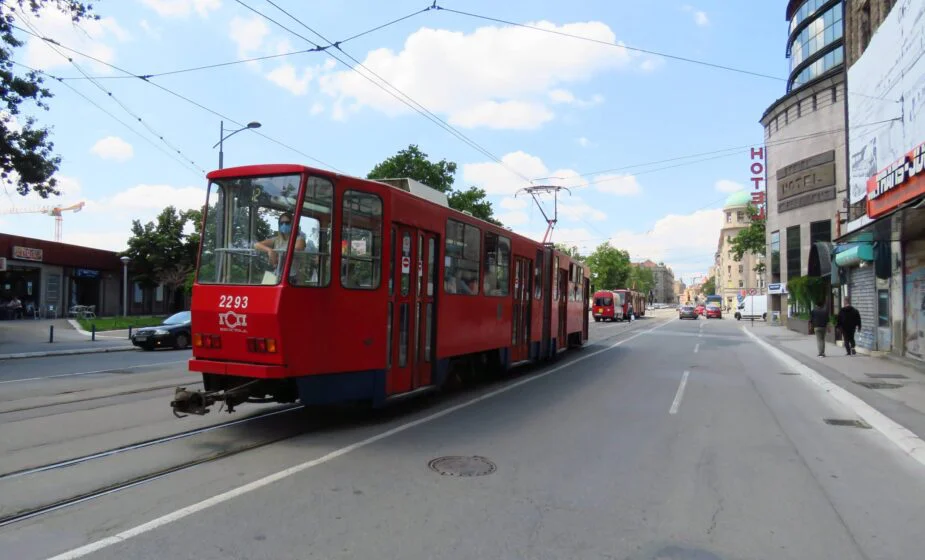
[847,0,925,233]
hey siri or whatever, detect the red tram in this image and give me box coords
[171,165,590,416]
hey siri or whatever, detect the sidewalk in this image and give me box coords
[746,322,925,442]
[0,318,135,360]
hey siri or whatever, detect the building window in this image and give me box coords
[771,230,781,278]
[738,264,743,274]
[133,282,143,304]
[832,85,837,103]
[726,212,732,223]
[155,284,164,302]
[445,219,480,295]
[739,279,744,288]
[482,232,511,296]
[810,220,831,244]
[878,289,889,327]
[860,1,872,52]
[737,211,744,222]
[786,225,801,281]
[340,190,383,290]
[728,265,732,274]
[812,94,818,110]
[788,2,844,79]
[289,176,335,288]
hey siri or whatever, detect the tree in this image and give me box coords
[731,204,766,273]
[629,264,655,295]
[554,243,581,257]
[584,242,631,291]
[368,144,500,224]
[701,275,716,296]
[0,1,97,198]
[124,206,197,312]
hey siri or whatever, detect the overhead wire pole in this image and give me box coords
[515,185,571,244]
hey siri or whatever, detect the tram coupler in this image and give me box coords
[170,381,259,417]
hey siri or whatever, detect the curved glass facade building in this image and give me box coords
[786,0,844,91]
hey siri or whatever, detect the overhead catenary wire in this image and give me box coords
[11,22,343,173]
[12,12,207,174]
[247,0,531,183]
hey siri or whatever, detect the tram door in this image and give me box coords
[511,256,532,362]
[558,266,568,349]
[389,224,438,395]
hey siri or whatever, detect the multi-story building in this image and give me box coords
[636,260,676,304]
[673,279,686,304]
[835,0,924,357]
[715,192,765,310]
[761,0,847,322]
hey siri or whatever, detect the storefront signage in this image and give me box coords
[750,147,766,219]
[74,268,99,278]
[777,150,836,202]
[767,283,787,295]
[778,186,837,213]
[867,141,925,218]
[12,246,43,262]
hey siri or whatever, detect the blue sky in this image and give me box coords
[0,0,791,284]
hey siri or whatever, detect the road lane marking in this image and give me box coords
[742,327,925,469]
[694,343,700,354]
[47,317,676,560]
[0,360,188,385]
[669,371,690,415]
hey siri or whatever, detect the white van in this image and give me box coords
[735,295,768,321]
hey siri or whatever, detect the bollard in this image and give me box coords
[91,324,96,341]
[128,326,133,340]
[49,325,54,343]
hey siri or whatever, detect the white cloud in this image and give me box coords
[594,174,642,196]
[558,199,607,222]
[640,58,665,72]
[499,197,528,210]
[464,151,593,197]
[139,19,161,39]
[229,15,270,58]
[577,137,592,147]
[309,102,325,116]
[266,64,313,95]
[90,136,134,162]
[21,7,129,74]
[497,210,529,226]
[549,89,575,104]
[609,208,723,274]
[681,5,710,27]
[317,21,639,129]
[142,0,221,18]
[714,179,744,193]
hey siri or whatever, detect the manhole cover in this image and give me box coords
[855,381,903,390]
[824,418,872,429]
[865,373,909,380]
[778,372,800,376]
[428,456,496,477]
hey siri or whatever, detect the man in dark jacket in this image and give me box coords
[837,297,862,356]
[810,301,830,357]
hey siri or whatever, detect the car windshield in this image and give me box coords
[163,311,190,325]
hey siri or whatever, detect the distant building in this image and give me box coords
[715,192,765,310]
[636,259,676,304]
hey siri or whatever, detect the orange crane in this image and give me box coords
[0,201,86,241]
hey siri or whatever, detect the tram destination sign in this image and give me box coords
[12,246,43,262]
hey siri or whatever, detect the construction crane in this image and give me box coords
[0,201,86,241]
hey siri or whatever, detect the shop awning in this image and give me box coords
[833,243,874,268]
[808,242,833,277]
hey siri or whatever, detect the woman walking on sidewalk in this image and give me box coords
[810,300,830,357]
[837,297,862,356]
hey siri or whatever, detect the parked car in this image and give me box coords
[705,303,722,319]
[679,305,699,320]
[695,304,706,316]
[131,311,191,351]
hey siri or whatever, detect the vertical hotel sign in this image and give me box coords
[750,147,766,218]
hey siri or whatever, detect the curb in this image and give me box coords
[0,346,137,361]
[743,326,925,469]
[67,319,131,340]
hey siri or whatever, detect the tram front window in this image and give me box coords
[197,174,308,286]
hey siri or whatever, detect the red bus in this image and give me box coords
[592,290,622,322]
[171,165,590,415]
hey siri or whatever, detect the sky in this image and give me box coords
[0,0,792,285]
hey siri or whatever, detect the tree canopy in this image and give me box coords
[701,275,716,296]
[0,1,97,198]
[730,204,766,273]
[124,206,200,309]
[584,242,631,291]
[368,144,500,224]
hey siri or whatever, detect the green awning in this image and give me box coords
[834,244,874,268]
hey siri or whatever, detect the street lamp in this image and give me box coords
[213,120,261,169]
[120,256,130,317]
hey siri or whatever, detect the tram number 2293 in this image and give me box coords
[218,295,249,309]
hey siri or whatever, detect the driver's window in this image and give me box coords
[291,176,334,287]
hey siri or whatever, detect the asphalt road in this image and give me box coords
[3,312,925,560]
[0,348,191,384]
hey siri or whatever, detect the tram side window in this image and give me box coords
[444,219,480,295]
[340,190,382,290]
[290,176,334,287]
[534,250,543,300]
[482,233,511,297]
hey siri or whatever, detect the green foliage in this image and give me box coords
[701,276,716,296]
[786,275,828,313]
[0,1,97,198]
[368,144,499,224]
[554,243,581,257]
[731,204,766,263]
[585,242,631,291]
[629,264,655,295]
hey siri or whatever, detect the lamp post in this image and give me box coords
[214,120,261,169]
[120,256,130,317]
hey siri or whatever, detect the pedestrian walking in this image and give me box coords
[837,297,862,356]
[810,300,830,357]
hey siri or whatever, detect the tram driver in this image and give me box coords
[254,212,306,270]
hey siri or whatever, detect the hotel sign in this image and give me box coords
[867,141,925,218]
[777,150,836,204]
[12,246,43,262]
[778,186,837,213]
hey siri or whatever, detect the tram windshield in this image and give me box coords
[197,173,334,286]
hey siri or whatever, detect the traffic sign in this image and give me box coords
[401,256,411,273]
[747,288,758,296]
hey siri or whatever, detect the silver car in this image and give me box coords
[679,305,699,320]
